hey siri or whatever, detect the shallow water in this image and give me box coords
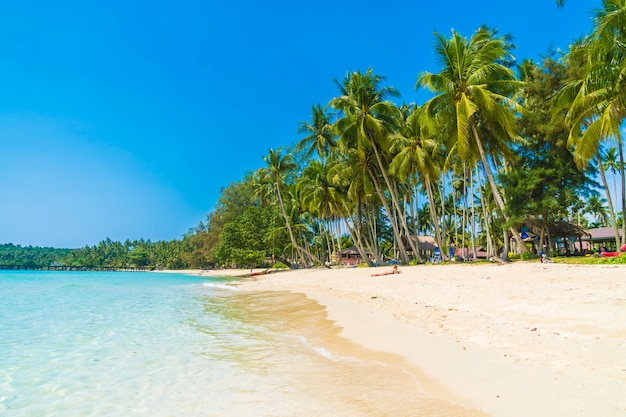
[0,270,484,416]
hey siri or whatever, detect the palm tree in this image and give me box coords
[327,148,382,265]
[296,104,337,160]
[331,68,418,263]
[417,26,526,256]
[260,148,315,267]
[586,194,610,225]
[389,106,442,261]
[603,146,622,206]
[599,148,622,247]
[557,0,626,245]
[298,159,339,264]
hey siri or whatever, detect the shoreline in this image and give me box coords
[165,263,626,416]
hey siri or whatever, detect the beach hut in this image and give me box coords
[522,218,590,255]
[582,227,624,253]
[402,236,438,260]
[335,246,373,266]
[454,247,488,260]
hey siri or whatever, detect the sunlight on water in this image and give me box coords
[0,271,485,417]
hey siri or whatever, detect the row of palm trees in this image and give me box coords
[228,1,626,266]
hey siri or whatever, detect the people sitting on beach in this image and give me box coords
[371,265,400,276]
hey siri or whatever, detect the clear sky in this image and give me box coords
[0,0,601,248]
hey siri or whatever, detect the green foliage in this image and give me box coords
[0,244,70,266]
[271,262,289,269]
[503,55,594,228]
[519,251,538,261]
[0,239,193,270]
[215,206,287,268]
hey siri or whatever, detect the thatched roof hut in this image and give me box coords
[523,218,590,239]
[402,236,438,251]
[521,218,590,253]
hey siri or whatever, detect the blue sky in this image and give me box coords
[0,0,601,248]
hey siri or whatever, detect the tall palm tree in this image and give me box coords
[599,148,622,247]
[603,146,622,205]
[389,106,442,261]
[327,148,382,265]
[298,159,339,263]
[331,68,418,263]
[417,26,526,256]
[260,148,319,267]
[557,0,626,245]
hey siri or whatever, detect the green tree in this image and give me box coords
[417,26,527,256]
[556,0,626,245]
[215,206,274,267]
[296,104,336,160]
[332,68,418,263]
[503,56,592,240]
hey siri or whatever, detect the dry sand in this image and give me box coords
[175,263,626,417]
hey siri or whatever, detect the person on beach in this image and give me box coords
[371,265,400,276]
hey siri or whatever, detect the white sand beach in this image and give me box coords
[177,263,626,417]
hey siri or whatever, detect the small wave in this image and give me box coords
[202,282,241,292]
[298,336,362,364]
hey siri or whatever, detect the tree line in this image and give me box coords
[200,2,626,267]
[0,237,208,270]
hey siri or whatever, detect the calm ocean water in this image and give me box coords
[0,270,482,417]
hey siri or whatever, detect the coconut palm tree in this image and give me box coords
[297,159,341,263]
[586,194,610,226]
[603,146,622,205]
[598,148,622,247]
[327,148,382,265]
[331,68,418,263]
[389,106,442,261]
[260,148,325,268]
[556,0,626,245]
[296,104,337,160]
[417,26,526,256]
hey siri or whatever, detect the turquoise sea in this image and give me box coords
[0,270,478,417]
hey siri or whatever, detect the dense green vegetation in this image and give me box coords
[0,239,195,269]
[4,1,626,270]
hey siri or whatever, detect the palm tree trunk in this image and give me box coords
[618,137,626,246]
[470,121,525,255]
[462,165,468,258]
[338,201,374,267]
[597,158,621,249]
[275,183,307,266]
[470,166,478,260]
[440,172,447,256]
[476,166,494,257]
[425,174,445,256]
[366,166,411,264]
[369,141,421,260]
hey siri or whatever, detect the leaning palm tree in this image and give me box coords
[331,68,419,263]
[389,106,442,261]
[603,146,623,210]
[260,148,324,268]
[417,26,526,256]
[556,0,626,245]
[598,147,622,248]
